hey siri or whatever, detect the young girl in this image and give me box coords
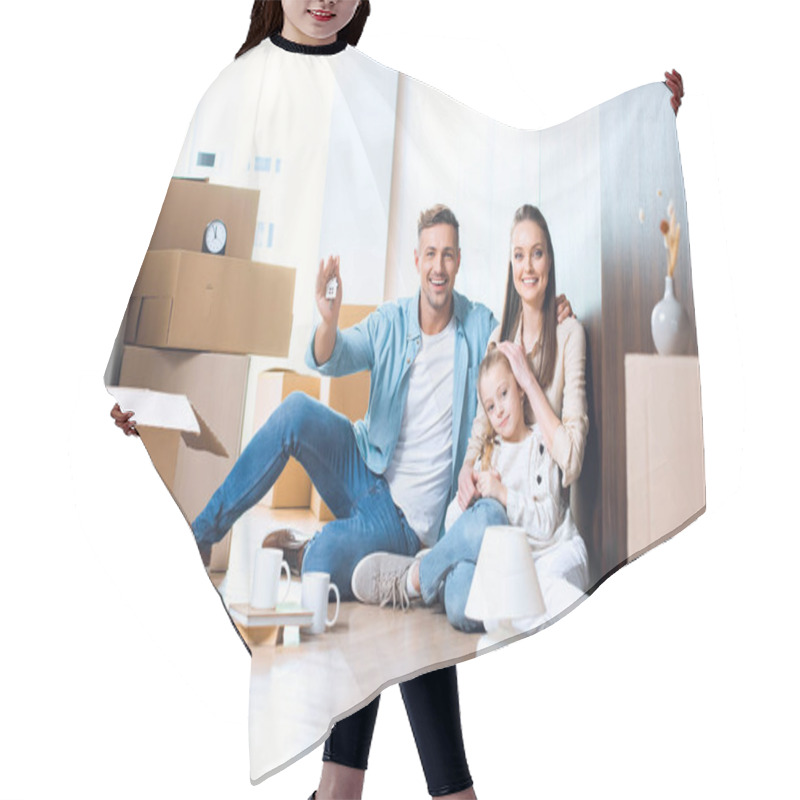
[447,344,581,552]
[352,344,588,632]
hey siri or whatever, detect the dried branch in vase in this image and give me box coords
[660,200,681,278]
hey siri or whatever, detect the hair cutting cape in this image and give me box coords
[105,36,704,782]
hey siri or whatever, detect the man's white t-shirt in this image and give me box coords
[384,316,455,547]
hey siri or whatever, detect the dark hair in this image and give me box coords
[498,204,557,390]
[417,203,460,249]
[236,1,371,59]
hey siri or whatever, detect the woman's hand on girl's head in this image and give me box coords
[556,293,574,323]
[496,340,536,394]
[110,403,139,437]
[315,254,343,326]
[665,69,684,115]
[457,459,479,511]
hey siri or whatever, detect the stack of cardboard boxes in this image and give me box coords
[116,178,295,571]
[113,178,375,571]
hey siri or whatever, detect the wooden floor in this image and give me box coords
[211,502,584,782]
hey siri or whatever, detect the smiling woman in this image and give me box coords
[236,0,370,56]
[282,0,362,45]
[503,205,558,400]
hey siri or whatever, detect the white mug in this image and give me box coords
[251,547,291,609]
[301,572,340,634]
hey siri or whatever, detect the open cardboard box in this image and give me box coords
[116,346,252,572]
[109,386,227,460]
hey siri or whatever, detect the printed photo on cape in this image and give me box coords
[105,37,704,781]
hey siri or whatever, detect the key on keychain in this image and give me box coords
[325,277,339,301]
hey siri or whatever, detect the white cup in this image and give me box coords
[301,572,340,634]
[251,547,291,609]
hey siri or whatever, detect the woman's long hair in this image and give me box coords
[498,205,557,391]
[236,1,371,58]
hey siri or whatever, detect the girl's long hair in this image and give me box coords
[236,1,371,58]
[498,205,557,391]
[477,344,533,471]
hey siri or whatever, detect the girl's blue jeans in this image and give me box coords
[418,497,509,633]
[191,392,419,599]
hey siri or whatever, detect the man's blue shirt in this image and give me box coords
[306,289,497,534]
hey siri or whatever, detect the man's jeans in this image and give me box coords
[192,392,420,599]
[418,498,509,633]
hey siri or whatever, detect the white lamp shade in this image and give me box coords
[465,526,545,622]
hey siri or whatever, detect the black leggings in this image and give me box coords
[323,665,472,797]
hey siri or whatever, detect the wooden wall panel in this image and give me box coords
[599,85,699,577]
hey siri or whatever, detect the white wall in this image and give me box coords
[384,73,601,323]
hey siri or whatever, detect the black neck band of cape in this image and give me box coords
[270,33,347,56]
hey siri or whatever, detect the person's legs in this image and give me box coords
[303,479,420,600]
[316,697,380,799]
[323,695,381,768]
[400,666,475,798]
[314,763,365,800]
[417,498,508,604]
[535,528,590,592]
[350,498,508,620]
[192,392,376,548]
[417,498,508,622]
[316,669,476,799]
[440,561,484,633]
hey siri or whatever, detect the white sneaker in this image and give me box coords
[351,552,416,610]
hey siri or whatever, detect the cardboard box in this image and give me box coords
[253,371,321,509]
[124,249,295,357]
[321,371,371,423]
[310,305,376,521]
[337,305,377,330]
[310,488,335,522]
[148,178,260,260]
[118,346,251,572]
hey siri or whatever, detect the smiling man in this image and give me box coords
[191,204,496,589]
[415,208,462,321]
[298,204,496,582]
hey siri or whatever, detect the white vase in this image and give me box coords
[651,276,689,355]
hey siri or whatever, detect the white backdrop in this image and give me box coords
[2,2,797,798]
